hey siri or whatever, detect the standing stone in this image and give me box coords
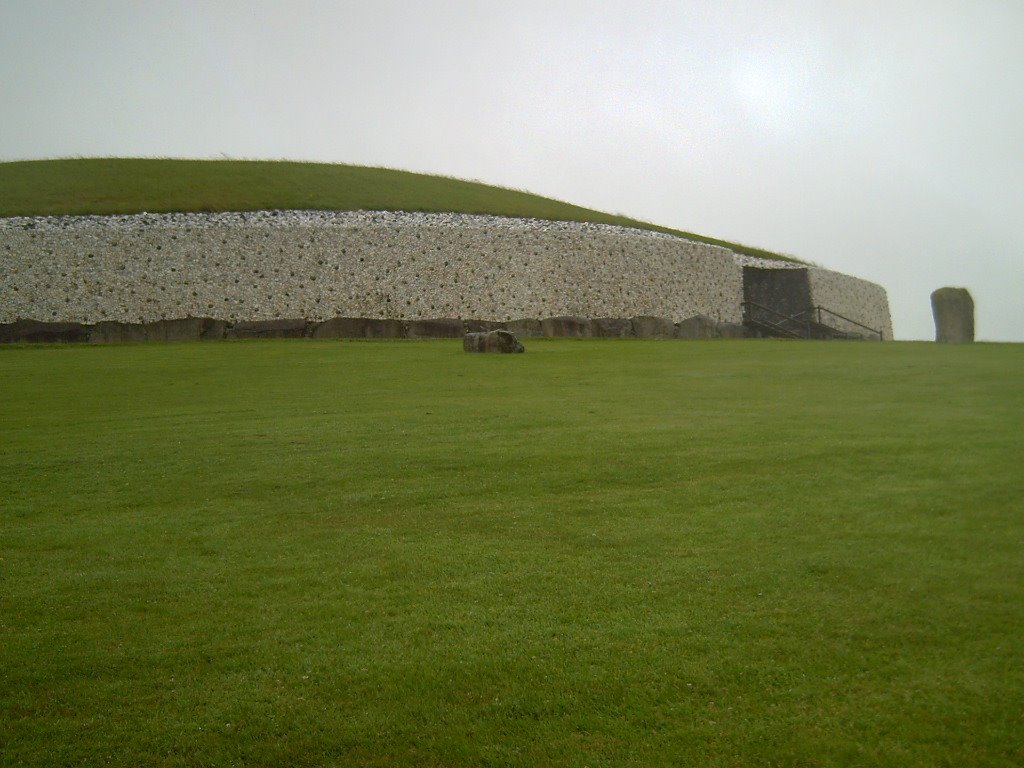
[931,288,974,344]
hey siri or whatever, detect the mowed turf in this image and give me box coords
[1,339,1022,767]
[0,158,795,262]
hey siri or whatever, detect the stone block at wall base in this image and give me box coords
[0,319,90,343]
[226,319,309,339]
[311,317,407,338]
[632,316,675,339]
[717,322,748,339]
[362,319,406,338]
[406,318,463,338]
[593,317,634,338]
[310,317,362,338]
[506,319,543,337]
[462,319,508,334]
[146,317,225,341]
[541,316,593,337]
[90,321,147,343]
[675,315,719,339]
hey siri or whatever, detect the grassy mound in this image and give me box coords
[0,158,795,261]
[2,339,1021,766]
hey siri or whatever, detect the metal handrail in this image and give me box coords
[741,301,812,339]
[802,306,882,340]
[741,301,882,341]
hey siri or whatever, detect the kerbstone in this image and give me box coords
[89,321,147,343]
[593,317,634,338]
[541,316,593,337]
[406,318,463,339]
[226,319,308,339]
[632,316,675,339]
[0,319,89,343]
[506,319,543,337]
[675,314,720,339]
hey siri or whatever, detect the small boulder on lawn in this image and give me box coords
[463,329,525,353]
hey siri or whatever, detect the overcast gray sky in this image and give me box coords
[2,0,1021,340]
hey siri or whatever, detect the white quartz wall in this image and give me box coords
[1,210,894,337]
[807,267,894,340]
[1,211,745,325]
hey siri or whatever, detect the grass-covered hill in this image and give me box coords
[0,158,793,261]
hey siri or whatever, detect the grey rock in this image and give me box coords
[506,318,543,337]
[200,319,228,340]
[593,317,634,338]
[310,317,367,338]
[462,319,508,334]
[315,317,407,338]
[675,314,720,339]
[463,329,525,353]
[361,319,407,338]
[406,318,463,338]
[0,319,89,343]
[89,321,147,343]
[631,315,675,339]
[717,322,748,339]
[146,317,226,341]
[541,316,593,337]
[226,318,308,339]
[931,287,974,343]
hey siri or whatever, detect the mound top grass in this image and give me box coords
[2,339,1022,767]
[0,158,796,262]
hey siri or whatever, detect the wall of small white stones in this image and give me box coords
[733,255,894,340]
[0,210,892,337]
[1,211,745,325]
[807,267,893,340]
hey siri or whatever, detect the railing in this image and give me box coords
[799,306,883,341]
[741,301,882,341]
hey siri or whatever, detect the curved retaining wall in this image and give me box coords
[0,210,892,338]
[806,267,893,339]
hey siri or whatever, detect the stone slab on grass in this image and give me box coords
[463,329,525,353]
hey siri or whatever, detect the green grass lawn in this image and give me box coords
[0,158,796,262]
[2,339,1021,766]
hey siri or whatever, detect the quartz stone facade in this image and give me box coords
[0,210,892,338]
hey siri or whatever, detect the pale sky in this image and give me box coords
[2,0,1021,340]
